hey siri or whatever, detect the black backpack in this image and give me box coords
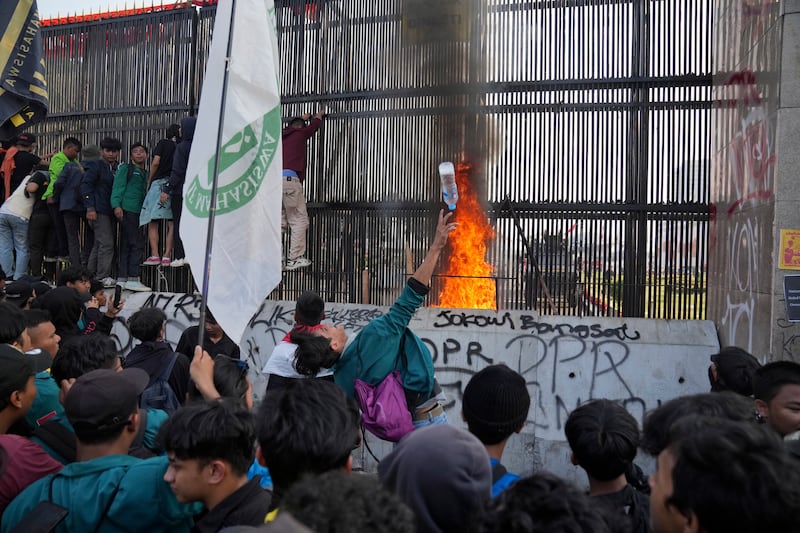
[139,353,182,415]
[32,410,155,463]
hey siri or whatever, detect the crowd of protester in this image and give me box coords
[0,123,195,294]
[0,200,798,531]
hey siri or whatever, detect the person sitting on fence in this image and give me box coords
[292,210,457,434]
[142,124,179,266]
[262,291,329,391]
[111,142,151,292]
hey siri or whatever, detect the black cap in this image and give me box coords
[4,280,33,307]
[0,344,34,403]
[16,133,36,146]
[64,368,149,433]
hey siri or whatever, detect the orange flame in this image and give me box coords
[436,162,496,310]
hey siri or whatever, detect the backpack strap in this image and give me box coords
[491,461,508,484]
[33,421,77,463]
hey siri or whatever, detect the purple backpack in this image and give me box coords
[355,370,414,442]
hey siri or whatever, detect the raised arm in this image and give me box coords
[411,210,457,287]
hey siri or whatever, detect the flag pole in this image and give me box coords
[196,0,237,354]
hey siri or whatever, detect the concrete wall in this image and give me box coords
[708,0,800,361]
[111,292,716,483]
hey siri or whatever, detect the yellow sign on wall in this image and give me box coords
[780,229,800,270]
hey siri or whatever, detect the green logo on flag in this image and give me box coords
[185,106,280,217]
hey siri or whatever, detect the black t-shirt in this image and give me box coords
[176,325,242,360]
[27,169,50,213]
[11,151,41,192]
[151,138,177,180]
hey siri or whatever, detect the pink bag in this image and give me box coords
[354,370,414,442]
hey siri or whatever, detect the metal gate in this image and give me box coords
[38,0,712,318]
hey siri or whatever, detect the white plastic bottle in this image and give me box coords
[438,161,458,210]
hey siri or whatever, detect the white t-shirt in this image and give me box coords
[0,175,35,220]
[262,341,334,379]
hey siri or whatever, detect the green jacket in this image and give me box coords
[110,163,147,213]
[43,151,76,199]
[334,282,435,402]
[1,455,200,532]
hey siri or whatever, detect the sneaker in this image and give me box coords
[43,256,57,262]
[142,256,161,266]
[169,258,187,267]
[284,257,312,271]
[56,256,70,263]
[161,257,171,266]
[101,277,116,288]
[124,280,152,292]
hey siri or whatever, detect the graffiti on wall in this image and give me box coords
[112,293,714,442]
[716,70,775,352]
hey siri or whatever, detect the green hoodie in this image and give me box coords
[110,163,147,213]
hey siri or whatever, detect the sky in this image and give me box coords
[37,0,177,18]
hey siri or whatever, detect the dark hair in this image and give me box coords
[753,361,800,403]
[24,308,53,329]
[166,124,180,139]
[89,279,104,296]
[641,392,756,456]
[128,307,166,342]
[51,335,119,383]
[295,291,324,326]
[56,265,91,287]
[474,472,613,533]
[129,141,148,154]
[63,137,82,150]
[189,357,249,406]
[664,416,800,532]
[282,471,415,533]
[564,400,639,481]
[709,346,761,396]
[158,400,255,476]
[0,301,26,345]
[290,331,340,376]
[256,379,357,493]
[99,137,122,151]
[290,117,305,128]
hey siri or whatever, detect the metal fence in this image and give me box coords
[37,0,712,318]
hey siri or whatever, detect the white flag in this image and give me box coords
[182,0,282,344]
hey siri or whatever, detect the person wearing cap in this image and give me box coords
[81,137,121,288]
[280,110,324,271]
[462,364,531,497]
[54,145,100,269]
[2,368,200,532]
[111,142,151,292]
[0,156,49,280]
[3,280,34,309]
[708,346,762,397]
[0,133,41,201]
[0,343,37,434]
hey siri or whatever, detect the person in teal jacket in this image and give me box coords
[1,368,199,532]
[292,210,457,429]
[111,142,150,292]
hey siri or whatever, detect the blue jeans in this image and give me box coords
[412,409,449,430]
[0,212,30,279]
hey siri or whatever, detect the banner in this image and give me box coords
[182,0,282,343]
[0,1,48,140]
